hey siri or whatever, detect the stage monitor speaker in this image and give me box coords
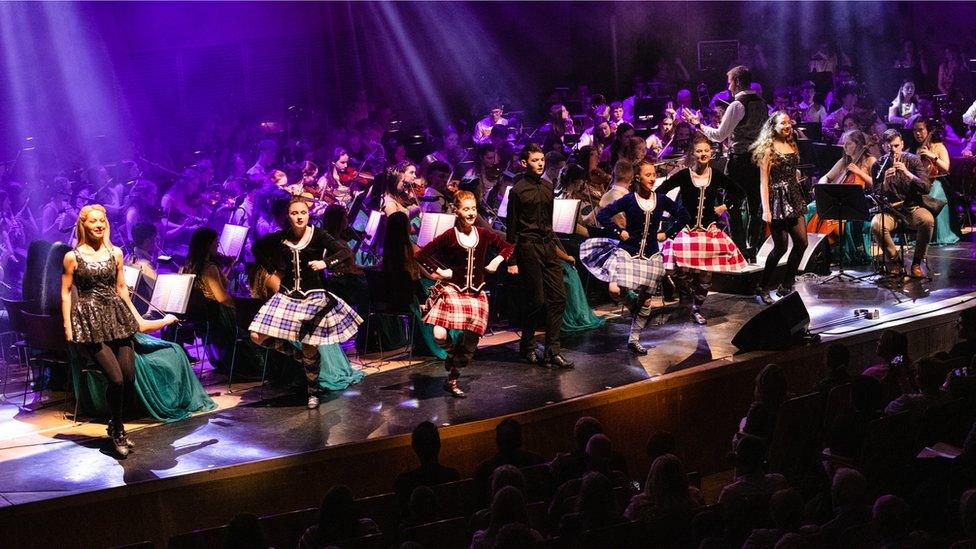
[731,291,810,352]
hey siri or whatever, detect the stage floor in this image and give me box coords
[2,242,976,507]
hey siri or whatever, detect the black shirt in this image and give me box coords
[506,171,557,245]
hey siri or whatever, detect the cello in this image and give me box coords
[806,147,868,245]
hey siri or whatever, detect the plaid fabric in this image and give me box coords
[581,237,665,292]
[661,226,748,272]
[249,291,362,346]
[611,250,665,293]
[422,284,489,335]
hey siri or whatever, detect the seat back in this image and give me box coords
[402,516,469,549]
[21,312,68,358]
[824,382,855,428]
[356,492,399,537]
[767,392,822,479]
[579,520,637,549]
[858,411,916,490]
[520,463,556,503]
[917,398,969,448]
[1,298,33,333]
[431,478,477,520]
[259,507,316,549]
[167,525,228,549]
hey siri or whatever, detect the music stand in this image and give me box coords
[815,184,871,284]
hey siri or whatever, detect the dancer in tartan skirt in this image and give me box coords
[658,135,748,325]
[249,196,362,409]
[416,191,514,398]
[580,159,689,355]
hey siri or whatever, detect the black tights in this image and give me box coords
[761,218,808,290]
[81,339,135,424]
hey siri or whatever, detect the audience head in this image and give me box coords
[407,485,436,523]
[495,418,524,454]
[317,485,359,541]
[645,454,695,511]
[914,356,946,395]
[646,431,677,461]
[826,343,850,375]
[489,464,526,500]
[585,433,613,472]
[877,329,908,363]
[223,513,265,549]
[754,363,788,407]
[873,494,911,543]
[573,416,604,453]
[488,485,529,534]
[960,489,976,539]
[732,433,768,475]
[769,488,804,531]
[958,308,976,341]
[831,467,867,508]
[410,421,442,464]
[577,471,616,519]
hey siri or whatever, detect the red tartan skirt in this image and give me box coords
[422,284,489,335]
[661,225,748,272]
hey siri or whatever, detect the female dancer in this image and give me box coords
[248,196,362,409]
[580,160,689,355]
[753,112,808,304]
[658,136,746,325]
[61,204,141,458]
[416,191,513,397]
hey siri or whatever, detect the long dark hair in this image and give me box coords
[549,104,569,138]
[184,227,218,277]
[382,211,419,280]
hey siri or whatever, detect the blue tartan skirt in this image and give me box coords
[579,238,665,293]
[249,290,362,346]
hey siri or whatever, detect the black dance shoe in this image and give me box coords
[443,378,467,398]
[776,285,794,297]
[545,352,575,369]
[627,341,649,355]
[756,287,774,305]
[119,425,135,449]
[519,347,542,365]
[107,421,130,459]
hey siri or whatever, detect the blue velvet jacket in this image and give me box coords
[596,192,689,257]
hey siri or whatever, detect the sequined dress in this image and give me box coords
[70,250,138,344]
[767,151,807,220]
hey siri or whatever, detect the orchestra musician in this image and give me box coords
[870,129,933,279]
[887,80,921,129]
[797,81,827,124]
[685,65,769,263]
[912,118,957,246]
[474,103,508,145]
[813,129,875,260]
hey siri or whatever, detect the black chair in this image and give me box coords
[258,507,316,549]
[355,491,399,539]
[359,269,417,367]
[20,311,71,413]
[171,288,211,375]
[431,478,477,520]
[402,516,469,549]
[0,297,33,401]
[520,463,556,503]
[227,296,271,394]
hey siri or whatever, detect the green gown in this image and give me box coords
[560,261,606,333]
[929,179,959,246]
[72,332,216,422]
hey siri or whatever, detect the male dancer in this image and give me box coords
[506,143,574,368]
[684,65,767,262]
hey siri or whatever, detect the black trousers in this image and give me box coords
[516,241,567,354]
[727,153,763,255]
[445,331,481,378]
[761,217,808,289]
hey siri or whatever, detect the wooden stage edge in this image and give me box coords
[2,294,973,548]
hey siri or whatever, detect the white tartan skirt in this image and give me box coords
[249,290,362,346]
[580,238,665,293]
[660,225,748,272]
[422,284,490,335]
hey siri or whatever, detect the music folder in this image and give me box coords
[417,213,457,247]
[218,223,249,261]
[497,186,513,218]
[123,265,141,289]
[364,210,385,246]
[150,274,196,315]
[552,198,581,234]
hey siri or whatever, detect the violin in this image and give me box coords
[336,166,374,187]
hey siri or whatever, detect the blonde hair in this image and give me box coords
[750,111,798,165]
[453,190,477,210]
[75,204,114,249]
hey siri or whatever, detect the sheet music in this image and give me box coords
[364,210,384,246]
[150,274,196,314]
[123,265,141,289]
[417,213,457,247]
[497,186,513,218]
[218,224,249,260]
[552,199,581,234]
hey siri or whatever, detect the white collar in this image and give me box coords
[284,226,313,250]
